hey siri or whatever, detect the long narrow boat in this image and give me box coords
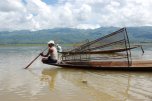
[45,27,152,71]
[47,61,152,71]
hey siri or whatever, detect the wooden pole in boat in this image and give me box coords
[24,47,48,69]
[140,45,144,54]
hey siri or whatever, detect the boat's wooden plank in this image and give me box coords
[61,46,140,55]
[45,60,152,71]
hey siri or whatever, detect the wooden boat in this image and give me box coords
[46,60,152,71]
[45,28,152,71]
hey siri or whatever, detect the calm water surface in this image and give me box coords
[0,45,152,101]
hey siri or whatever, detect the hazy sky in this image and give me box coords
[0,0,152,31]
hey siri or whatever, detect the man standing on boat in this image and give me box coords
[40,40,58,64]
[56,44,62,61]
[56,44,62,53]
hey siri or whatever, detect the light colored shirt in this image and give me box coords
[57,45,62,52]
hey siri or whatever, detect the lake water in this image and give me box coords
[0,45,152,101]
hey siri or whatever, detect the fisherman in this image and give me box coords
[56,44,62,53]
[40,40,58,64]
[56,44,62,61]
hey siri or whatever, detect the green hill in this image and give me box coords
[0,26,152,44]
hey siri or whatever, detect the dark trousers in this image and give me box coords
[42,56,57,64]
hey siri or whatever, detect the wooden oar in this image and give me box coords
[24,47,48,69]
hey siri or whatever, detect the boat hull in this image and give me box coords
[46,60,152,71]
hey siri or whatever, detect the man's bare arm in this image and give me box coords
[40,50,49,57]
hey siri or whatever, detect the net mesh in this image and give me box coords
[61,28,132,67]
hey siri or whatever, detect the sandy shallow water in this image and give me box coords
[0,46,152,101]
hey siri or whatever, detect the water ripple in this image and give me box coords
[0,46,152,101]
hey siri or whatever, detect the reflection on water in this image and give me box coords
[0,46,152,101]
[41,68,152,101]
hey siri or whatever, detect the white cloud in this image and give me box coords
[75,24,100,29]
[0,0,152,31]
[0,0,25,12]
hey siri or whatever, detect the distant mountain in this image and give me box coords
[0,26,152,44]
